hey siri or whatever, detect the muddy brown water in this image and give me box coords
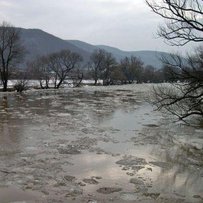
[0,85,203,203]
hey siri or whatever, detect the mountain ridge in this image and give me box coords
[67,40,169,68]
[18,28,169,68]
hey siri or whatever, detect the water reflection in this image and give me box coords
[0,87,202,202]
[0,186,41,203]
[140,124,203,200]
[1,96,8,110]
[65,153,134,195]
[0,96,27,156]
[151,162,203,201]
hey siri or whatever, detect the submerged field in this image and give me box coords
[0,84,202,203]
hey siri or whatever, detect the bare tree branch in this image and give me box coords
[146,0,203,46]
[154,47,203,123]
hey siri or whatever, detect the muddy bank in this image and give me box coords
[0,84,203,203]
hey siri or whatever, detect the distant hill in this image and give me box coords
[19,28,90,66]
[68,40,97,53]
[68,40,170,68]
[18,28,171,69]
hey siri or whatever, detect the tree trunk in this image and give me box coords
[94,79,97,85]
[45,79,49,89]
[2,79,8,92]
[56,79,63,89]
[39,80,44,89]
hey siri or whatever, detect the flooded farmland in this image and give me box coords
[0,84,203,203]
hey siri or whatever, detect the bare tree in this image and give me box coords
[160,53,184,82]
[70,69,84,87]
[49,50,83,89]
[143,65,158,83]
[146,0,203,123]
[102,52,117,85]
[88,49,106,85]
[110,65,126,85]
[30,50,83,89]
[146,0,203,46]
[153,47,203,122]
[0,22,25,91]
[120,56,144,84]
[28,56,51,89]
[88,49,117,85]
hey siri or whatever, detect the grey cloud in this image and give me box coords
[0,0,194,52]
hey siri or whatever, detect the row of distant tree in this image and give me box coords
[0,20,202,91]
[25,48,180,88]
[21,47,203,89]
[0,20,183,92]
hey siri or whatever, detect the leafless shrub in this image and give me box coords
[13,80,28,92]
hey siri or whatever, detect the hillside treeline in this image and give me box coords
[14,48,180,89]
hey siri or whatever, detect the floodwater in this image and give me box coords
[0,84,203,203]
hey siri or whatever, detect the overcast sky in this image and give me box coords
[0,0,194,53]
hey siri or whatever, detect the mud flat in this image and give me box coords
[0,84,203,203]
